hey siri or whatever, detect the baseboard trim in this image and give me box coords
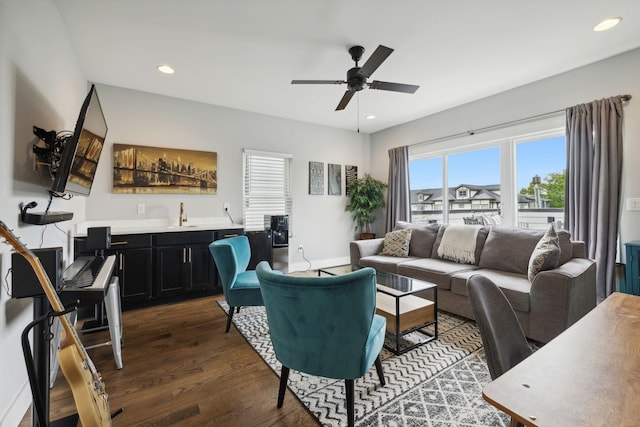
[289,256,350,273]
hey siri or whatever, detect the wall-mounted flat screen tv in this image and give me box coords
[51,84,107,196]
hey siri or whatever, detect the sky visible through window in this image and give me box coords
[410,136,565,191]
[516,136,565,191]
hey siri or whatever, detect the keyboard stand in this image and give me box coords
[61,255,123,370]
[65,277,123,369]
[84,277,123,369]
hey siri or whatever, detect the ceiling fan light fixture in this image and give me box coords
[157,64,175,74]
[593,17,622,32]
[347,67,367,91]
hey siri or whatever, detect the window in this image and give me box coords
[516,135,566,229]
[409,120,565,228]
[410,147,500,225]
[448,148,500,224]
[243,150,293,231]
[409,157,443,223]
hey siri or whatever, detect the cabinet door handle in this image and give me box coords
[119,253,123,271]
[111,241,129,246]
[189,247,192,263]
[222,233,239,238]
[183,248,186,263]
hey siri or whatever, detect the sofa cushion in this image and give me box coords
[379,228,412,257]
[450,269,532,313]
[432,224,489,265]
[394,221,440,258]
[557,230,572,265]
[396,258,478,290]
[528,226,561,282]
[478,227,545,275]
[359,255,418,274]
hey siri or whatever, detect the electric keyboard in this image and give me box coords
[63,255,116,291]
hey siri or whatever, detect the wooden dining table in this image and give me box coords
[482,292,640,426]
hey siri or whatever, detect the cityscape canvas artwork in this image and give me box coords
[113,143,217,194]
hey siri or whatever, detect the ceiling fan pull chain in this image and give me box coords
[357,92,360,133]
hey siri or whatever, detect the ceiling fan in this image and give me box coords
[291,44,420,111]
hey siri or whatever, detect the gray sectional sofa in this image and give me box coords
[350,222,597,343]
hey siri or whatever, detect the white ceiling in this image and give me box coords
[54,0,640,134]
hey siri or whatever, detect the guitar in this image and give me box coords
[0,220,112,427]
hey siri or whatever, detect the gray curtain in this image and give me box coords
[386,146,410,232]
[565,96,624,301]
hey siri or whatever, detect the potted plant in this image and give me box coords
[345,174,387,239]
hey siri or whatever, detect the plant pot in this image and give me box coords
[359,233,376,240]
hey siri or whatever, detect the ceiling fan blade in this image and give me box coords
[335,90,355,111]
[369,80,419,94]
[291,80,344,85]
[359,45,394,77]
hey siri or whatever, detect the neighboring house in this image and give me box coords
[411,184,501,213]
[518,193,550,209]
[412,184,549,214]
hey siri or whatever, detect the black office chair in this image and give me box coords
[467,274,532,427]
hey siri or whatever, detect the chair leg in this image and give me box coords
[509,417,524,427]
[374,355,385,386]
[225,306,235,333]
[277,366,290,408]
[345,379,354,427]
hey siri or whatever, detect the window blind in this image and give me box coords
[243,149,293,231]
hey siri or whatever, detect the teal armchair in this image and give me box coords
[209,236,264,332]
[256,262,386,427]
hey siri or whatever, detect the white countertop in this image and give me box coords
[75,217,244,236]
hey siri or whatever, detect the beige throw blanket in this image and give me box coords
[437,225,481,264]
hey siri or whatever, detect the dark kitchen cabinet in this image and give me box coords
[75,227,243,309]
[75,233,153,307]
[153,230,217,297]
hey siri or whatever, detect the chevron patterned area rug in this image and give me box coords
[218,301,510,426]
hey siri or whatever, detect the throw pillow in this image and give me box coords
[527,225,561,282]
[380,228,412,257]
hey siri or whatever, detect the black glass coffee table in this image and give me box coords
[319,265,438,355]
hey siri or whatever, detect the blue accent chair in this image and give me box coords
[256,262,386,427]
[209,236,264,332]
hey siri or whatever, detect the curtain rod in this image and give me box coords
[410,94,632,148]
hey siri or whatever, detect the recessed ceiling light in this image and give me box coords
[157,64,175,74]
[593,17,622,32]
[365,115,376,120]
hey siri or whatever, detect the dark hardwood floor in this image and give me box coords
[20,295,319,426]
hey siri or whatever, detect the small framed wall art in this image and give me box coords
[345,165,358,195]
[328,163,342,195]
[309,161,324,195]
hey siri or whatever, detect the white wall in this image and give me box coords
[370,48,640,247]
[89,84,370,270]
[0,0,88,425]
